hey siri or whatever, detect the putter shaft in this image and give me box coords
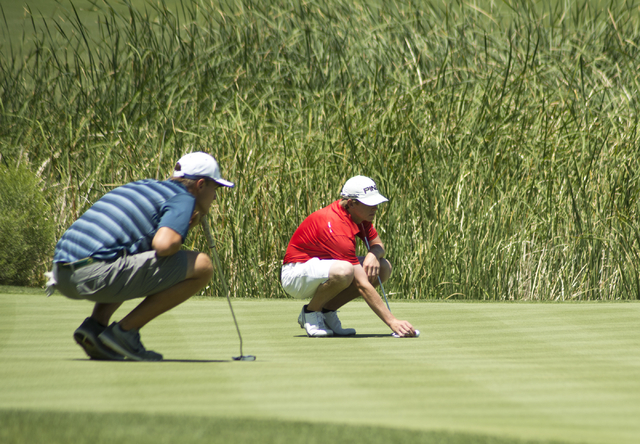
[201,218,255,360]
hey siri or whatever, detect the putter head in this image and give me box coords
[391,330,420,338]
[233,355,257,361]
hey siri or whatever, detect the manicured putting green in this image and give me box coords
[1,291,639,444]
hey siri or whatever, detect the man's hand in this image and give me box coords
[363,236,385,283]
[362,252,380,283]
[389,319,417,337]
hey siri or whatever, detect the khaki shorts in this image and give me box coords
[53,250,188,303]
[280,258,342,299]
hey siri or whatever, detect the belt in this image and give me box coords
[58,257,98,270]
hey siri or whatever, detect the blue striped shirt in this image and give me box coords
[53,179,195,263]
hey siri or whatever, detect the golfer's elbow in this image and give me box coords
[152,227,183,256]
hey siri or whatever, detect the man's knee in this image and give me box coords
[193,252,214,281]
[329,261,355,286]
[380,258,392,283]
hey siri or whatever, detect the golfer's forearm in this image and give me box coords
[359,285,394,325]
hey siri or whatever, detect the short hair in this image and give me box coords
[170,176,198,189]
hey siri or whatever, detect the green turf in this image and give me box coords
[1,293,639,444]
[0,411,564,444]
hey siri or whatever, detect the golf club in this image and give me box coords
[201,217,256,361]
[362,230,420,338]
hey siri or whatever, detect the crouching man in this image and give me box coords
[47,152,234,361]
[281,176,417,338]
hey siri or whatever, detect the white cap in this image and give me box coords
[173,152,234,188]
[340,176,388,206]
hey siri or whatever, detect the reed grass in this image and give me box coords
[1,0,639,300]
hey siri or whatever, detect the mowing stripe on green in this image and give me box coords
[0,410,566,444]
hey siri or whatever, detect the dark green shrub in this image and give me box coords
[0,164,56,286]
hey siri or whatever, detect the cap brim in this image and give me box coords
[357,194,388,206]
[215,178,235,188]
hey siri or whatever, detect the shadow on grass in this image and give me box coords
[293,334,404,338]
[71,358,230,363]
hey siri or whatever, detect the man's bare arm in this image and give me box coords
[352,264,416,337]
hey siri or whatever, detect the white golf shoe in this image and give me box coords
[298,307,333,337]
[323,310,356,336]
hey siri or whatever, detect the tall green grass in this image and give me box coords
[1,0,640,300]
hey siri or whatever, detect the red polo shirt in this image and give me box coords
[283,200,378,265]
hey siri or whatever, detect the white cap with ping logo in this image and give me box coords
[340,176,388,206]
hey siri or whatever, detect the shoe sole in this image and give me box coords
[303,324,334,337]
[307,331,332,337]
[73,331,124,361]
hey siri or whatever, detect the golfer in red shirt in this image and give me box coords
[281,176,417,337]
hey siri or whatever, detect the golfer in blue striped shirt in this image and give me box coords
[48,152,234,361]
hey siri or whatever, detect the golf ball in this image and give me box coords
[391,330,420,338]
